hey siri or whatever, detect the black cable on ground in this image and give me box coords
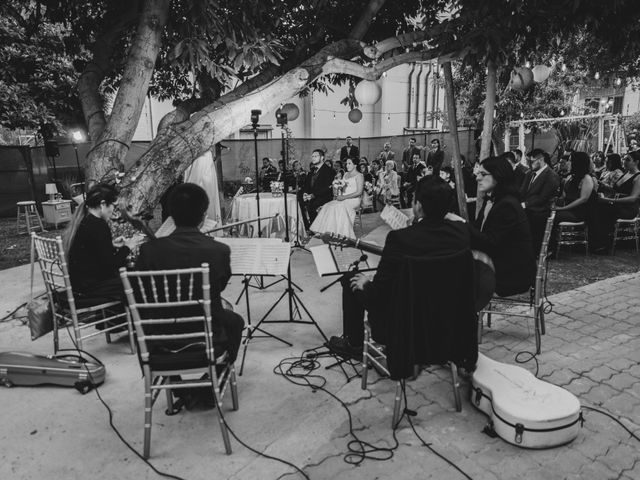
[274,348,399,466]
[399,381,474,480]
[581,405,640,443]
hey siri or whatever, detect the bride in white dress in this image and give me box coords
[310,158,364,238]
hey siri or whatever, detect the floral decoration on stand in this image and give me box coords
[270,181,284,197]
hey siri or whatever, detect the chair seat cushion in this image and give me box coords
[616,217,639,224]
[148,343,227,371]
[558,221,585,226]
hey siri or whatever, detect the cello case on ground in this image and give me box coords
[471,353,582,448]
[0,352,105,391]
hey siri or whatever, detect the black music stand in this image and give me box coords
[239,112,329,374]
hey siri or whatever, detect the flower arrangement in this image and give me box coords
[332,178,347,197]
[364,181,374,195]
[270,181,284,196]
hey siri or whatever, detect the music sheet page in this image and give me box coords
[310,244,379,276]
[216,238,291,276]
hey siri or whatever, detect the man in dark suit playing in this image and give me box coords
[520,148,560,255]
[329,176,471,355]
[300,149,334,228]
[340,136,360,162]
[135,183,244,362]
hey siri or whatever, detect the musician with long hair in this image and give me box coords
[63,183,141,302]
[470,156,535,297]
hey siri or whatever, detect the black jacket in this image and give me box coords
[520,167,560,215]
[514,163,529,190]
[469,194,535,297]
[68,214,130,292]
[135,227,232,342]
[302,163,334,207]
[340,144,360,161]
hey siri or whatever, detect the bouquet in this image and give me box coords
[270,181,284,196]
[364,181,374,195]
[332,179,347,197]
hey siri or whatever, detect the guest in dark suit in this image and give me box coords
[135,183,244,361]
[330,176,471,354]
[426,138,445,177]
[300,149,334,228]
[520,148,560,255]
[401,137,422,173]
[470,156,535,297]
[340,136,360,162]
[502,150,528,190]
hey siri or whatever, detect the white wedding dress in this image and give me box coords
[310,173,362,238]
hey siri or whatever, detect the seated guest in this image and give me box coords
[503,150,528,190]
[64,183,141,302]
[135,183,244,361]
[440,166,456,189]
[376,160,400,208]
[330,176,470,355]
[402,152,424,206]
[300,149,334,229]
[520,148,561,255]
[598,153,624,194]
[470,156,535,297]
[554,152,596,223]
[291,160,306,193]
[591,151,640,251]
[591,151,606,179]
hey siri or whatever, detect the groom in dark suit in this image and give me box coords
[300,149,334,228]
[330,176,471,356]
[520,148,560,255]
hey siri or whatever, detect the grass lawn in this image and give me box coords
[1,212,638,296]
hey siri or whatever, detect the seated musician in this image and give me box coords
[329,176,470,357]
[469,156,535,297]
[64,183,142,303]
[135,183,244,362]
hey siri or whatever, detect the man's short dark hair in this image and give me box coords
[502,151,516,164]
[169,183,209,227]
[530,148,551,165]
[514,149,523,158]
[312,148,325,158]
[346,136,352,140]
[431,138,440,146]
[414,176,452,220]
[410,137,416,142]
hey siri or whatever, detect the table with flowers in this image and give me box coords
[230,192,306,239]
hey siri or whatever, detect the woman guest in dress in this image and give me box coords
[598,153,624,193]
[310,158,364,238]
[591,151,640,251]
[63,183,142,302]
[376,159,400,208]
[469,156,535,297]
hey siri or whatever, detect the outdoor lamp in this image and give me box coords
[72,131,83,142]
[45,183,58,202]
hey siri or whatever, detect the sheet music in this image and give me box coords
[380,204,411,230]
[216,238,290,276]
[155,216,218,238]
[310,244,378,276]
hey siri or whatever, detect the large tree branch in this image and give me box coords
[78,1,141,142]
[86,0,170,184]
[363,30,430,59]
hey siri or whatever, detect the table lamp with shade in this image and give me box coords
[45,183,58,202]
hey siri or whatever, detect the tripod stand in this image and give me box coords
[239,112,328,375]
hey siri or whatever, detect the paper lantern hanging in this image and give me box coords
[532,65,551,83]
[348,108,363,123]
[276,103,300,122]
[508,67,534,90]
[354,80,382,105]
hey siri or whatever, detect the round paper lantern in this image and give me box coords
[508,67,534,90]
[348,108,363,123]
[276,103,300,122]
[354,80,382,105]
[532,65,551,83]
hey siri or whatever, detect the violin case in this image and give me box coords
[0,352,105,393]
[471,353,582,448]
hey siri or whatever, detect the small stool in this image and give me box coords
[556,221,588,258]
[611,216,640,255]
[16,201,45,235]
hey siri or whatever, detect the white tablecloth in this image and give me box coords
[231,193,305,239]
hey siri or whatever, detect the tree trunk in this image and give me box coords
[85,0,169,185]
[442,61,468,221]
[480,58,497,160]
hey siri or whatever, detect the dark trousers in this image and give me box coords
[340,274,383,347]
[526,210,549,256]
[216,309,245,362]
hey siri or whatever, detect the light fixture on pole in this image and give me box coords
[250,110,263,239]
[71,130,85,199]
